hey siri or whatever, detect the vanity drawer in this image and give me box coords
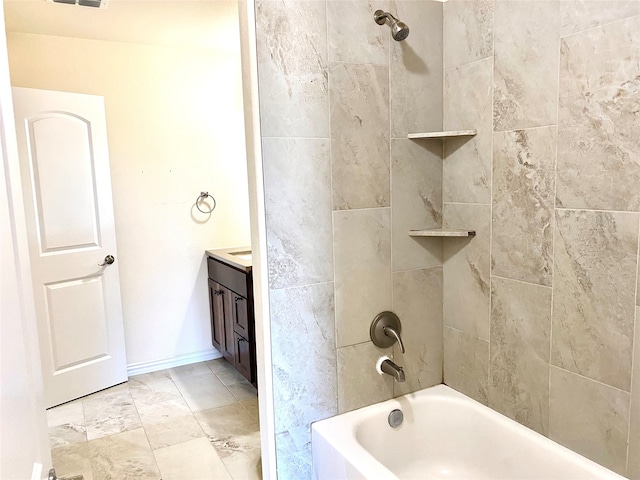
[207,257,247,297]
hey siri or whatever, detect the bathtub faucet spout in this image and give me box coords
[380,358,405,383]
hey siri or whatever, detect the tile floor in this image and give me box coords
[48,359,261,480]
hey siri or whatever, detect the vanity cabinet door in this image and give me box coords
[221,289,235,364]
[232,294,249,338]
[234,332,252,382]
[208,279,225,353]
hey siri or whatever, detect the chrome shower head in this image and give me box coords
[374,10,410,41]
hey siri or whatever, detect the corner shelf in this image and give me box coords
[409,228,476,237]
[407,130,477,139]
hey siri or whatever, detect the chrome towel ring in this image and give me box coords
[196,191,216,214]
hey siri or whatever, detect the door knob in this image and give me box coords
[98,255,115,266]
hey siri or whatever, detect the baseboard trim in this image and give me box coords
[126,349,223,377]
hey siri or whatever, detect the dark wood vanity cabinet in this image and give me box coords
[207,256,256,387]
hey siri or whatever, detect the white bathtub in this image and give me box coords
[311,385,625,480]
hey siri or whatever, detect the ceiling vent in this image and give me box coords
[48,0,109,9]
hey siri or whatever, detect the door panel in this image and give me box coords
[234,332,251,382]
[209,279,225,352]
[13,87,127,407]
[28,113,99,252]
[222,289,235,364]
[232,294,249,338]
[45,275,109,371]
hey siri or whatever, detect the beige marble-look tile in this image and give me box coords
[227,381,257,402]
[392,267,443,396]
[549,367,630,475]
[443,326,489,405]
[444,57,493,204]
[628,307,640,479]
[443,203,491,341]
[51,442,93,480]
[444,0,494,69]
[195,403,260,459]
[330,62,389,210]
[154,437,231,480]
[337,341,393,413]
[493,0,560,131]
[390,0,443,137]
[129,375,183,409]
[168,361,212,380]
[327,0,389,64]
[263,138,333,290]
[89,428,160,480]
[83,388,141,441]
[207,358,247,386]
[334,208,392,347]
[49,422,87,449]
[196,401,259,437]
[556,16,640,212]
[255,0,328,138]
[391,138,443,272]
[492,127,556,286]
[241,397,260,422]
[128,370,172,387]
[47,400,84,428]
[136,398,204,450]
[270,283,337,433]
[552,210,638,392]
[48,400,87,448]
[220,446,262,480]
[560,0,640,37]
[172,372,236,412]
[489,276,551,435]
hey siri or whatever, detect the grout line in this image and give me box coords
[486,19,496,406]
[441,0,447,386]
[549,364,632,396]
[493,122,558,133]
[444,54,495,72]
[261,136,330,141]
[549,14,562,438]
[388,3,394,397]
[269,279,334,293]
[443,201,492,207]
[490,274,552,290]
[625,219,640,474]
[333,206,392,214]
[325,0,340,416]
[393,264,444,275]
[559,12,640,41]
[555,207,640,215]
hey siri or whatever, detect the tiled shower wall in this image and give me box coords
[255,0,444,477]
[442,1,640,477]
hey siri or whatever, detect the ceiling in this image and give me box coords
[3,0,241,51]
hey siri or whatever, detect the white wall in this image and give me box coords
[5,11,251,366]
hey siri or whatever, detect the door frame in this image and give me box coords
[237,0,277,478]
[0,1,51,478]
[0,0,278,478]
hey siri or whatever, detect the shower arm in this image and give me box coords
[374,10,398,26]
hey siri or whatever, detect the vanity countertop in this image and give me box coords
[206,246,252,270]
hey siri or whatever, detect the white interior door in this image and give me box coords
[12,86,127,408]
